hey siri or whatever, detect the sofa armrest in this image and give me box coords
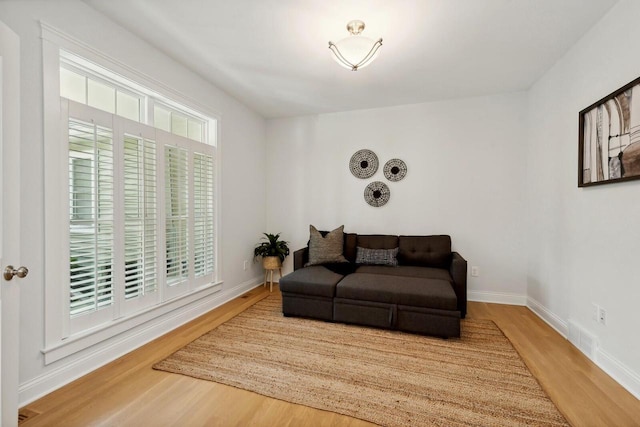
[450,252,467,318]
[293,247,308,271]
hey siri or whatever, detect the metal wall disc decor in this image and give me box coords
[383,158,407,182]
[364,181,390,207]
[349,149,379,179]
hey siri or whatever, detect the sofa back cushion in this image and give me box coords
[397,235,451,268]
[356,234,399,250]
[344,233,358,263]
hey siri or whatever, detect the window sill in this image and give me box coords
[42,281,223,365]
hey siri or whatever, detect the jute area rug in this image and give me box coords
[154,295,568,426]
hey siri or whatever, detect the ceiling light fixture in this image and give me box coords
[328,20,383,71]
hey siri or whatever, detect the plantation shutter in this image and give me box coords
[193,152,215,278]
[165,145,189,285]
[52,57,221,351]
[123,135,157,299]
[68,118,114,316]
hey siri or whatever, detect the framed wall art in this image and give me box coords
[578,76,640,187]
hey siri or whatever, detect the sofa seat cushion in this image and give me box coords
[335,273,457,310]
[279,266,344,298]
[355,265,452,282]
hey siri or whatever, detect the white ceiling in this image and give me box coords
[85,0,617,119]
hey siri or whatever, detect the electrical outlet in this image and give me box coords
[592,303,599,322]
[471,266,479,277]
[243,260,248,271]
[598,307,607,325]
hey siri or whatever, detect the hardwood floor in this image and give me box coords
[20,286,640,426]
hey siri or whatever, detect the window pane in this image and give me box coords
[69,119,114,317]
[194,153,214,277]
[171,113,188,138]
[188,119,203,142]
[154,105,170,132]
[117,91,140,122]
[123,136,157,299]
[165,146,189,285]
[88,79,116,114]
[60,67,86,104]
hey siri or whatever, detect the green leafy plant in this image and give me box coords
[254,233,290,262]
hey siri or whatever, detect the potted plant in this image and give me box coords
[254,233,290,269]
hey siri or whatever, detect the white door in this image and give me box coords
[0,19,22,427]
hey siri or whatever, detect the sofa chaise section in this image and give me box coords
[333,272,460,337]
[279,265,343,321]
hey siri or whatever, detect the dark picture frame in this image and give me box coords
[578,76,640,187]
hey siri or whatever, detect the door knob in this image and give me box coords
[3,265,28,281]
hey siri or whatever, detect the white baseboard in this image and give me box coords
[18,277,262,406]
[468,290,527,306]
[597,348,640,400]
[527,298,640,400]
[21,281,640,405]
[526,297,568,337]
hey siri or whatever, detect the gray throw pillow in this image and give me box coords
[355,246,399,266]
[305,225,348,267]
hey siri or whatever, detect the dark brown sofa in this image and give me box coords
[279,233,466,338]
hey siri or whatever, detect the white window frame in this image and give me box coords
[41,23,222,364]
[60,60,146,121]
[60,50,212,145]
[149,99,208,143]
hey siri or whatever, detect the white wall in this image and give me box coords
[526,0,640,397]
[266,93,529,303]
[3,0,638,408]
[0,0,266,404]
